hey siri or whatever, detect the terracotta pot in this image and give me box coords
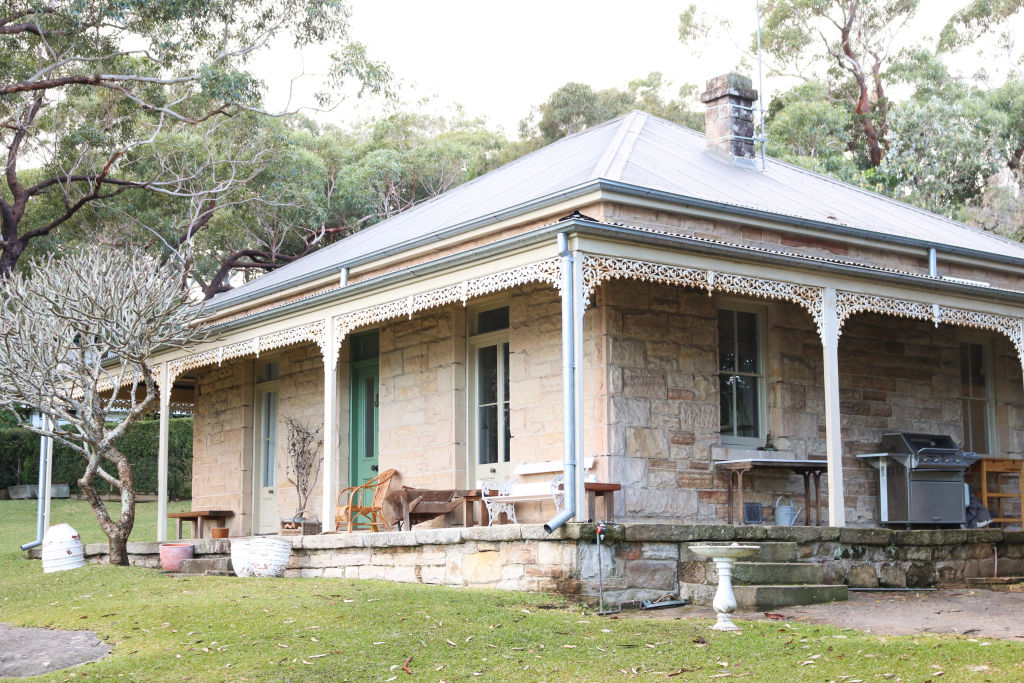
[211,527,229,539]
[159,542,194,571]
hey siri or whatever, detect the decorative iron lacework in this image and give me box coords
[835,291,932,334]
[332,258,562,356]
[580,255,826,335]
[836,291,1024,360]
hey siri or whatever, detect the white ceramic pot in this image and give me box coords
[248,537,291,578]
[230,538,254,577]
[41,523,84,574]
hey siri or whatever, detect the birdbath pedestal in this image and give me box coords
[688,543,761,631]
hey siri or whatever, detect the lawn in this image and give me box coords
[1,500,1023,681]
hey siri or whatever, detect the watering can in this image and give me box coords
[774,496,803,526]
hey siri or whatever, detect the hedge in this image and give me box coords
[0,418,193,499]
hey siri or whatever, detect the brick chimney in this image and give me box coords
[700,73,758,167]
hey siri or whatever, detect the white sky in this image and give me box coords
[252,1,1018,137]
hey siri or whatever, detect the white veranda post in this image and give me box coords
[157,361,171,542]
[821,288,846,527]
[321,320,339,532]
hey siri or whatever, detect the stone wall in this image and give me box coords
[192,359,255,535]
[55,525,1024,606]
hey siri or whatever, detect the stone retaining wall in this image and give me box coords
[40,524,1024,605]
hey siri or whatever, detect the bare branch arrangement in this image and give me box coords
[0,245,206,564]
[283,416,323,522]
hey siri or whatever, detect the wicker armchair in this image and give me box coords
[335,469,398,532]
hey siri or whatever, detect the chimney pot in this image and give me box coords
[700,73,758,167]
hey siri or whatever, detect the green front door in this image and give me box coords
[350,332,380,487]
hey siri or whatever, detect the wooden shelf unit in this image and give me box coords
[970,458,1023,528]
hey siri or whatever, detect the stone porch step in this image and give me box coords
[176,557,233,576]
[681,541,798,563]
[680,582,848,610]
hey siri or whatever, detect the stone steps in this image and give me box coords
[680,582,849,611]
[176,557,233,576]
[680,541,846,609]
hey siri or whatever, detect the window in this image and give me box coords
[718,308,764,445]
[960,342,993,455]
[469,306,511,479]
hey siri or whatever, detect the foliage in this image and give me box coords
[0,419,193,498]
[4,502,1024,680]
[939,0,1024,51]
[0,0,391,279]
[283,416,322,519]
[0,245,205,564]
[520,73,704,147]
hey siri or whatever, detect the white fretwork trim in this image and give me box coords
[164,259,563,377]
[332,258,562,357]
[835,292,932,334]
[836,291,1024,362]
[580,255,826,335]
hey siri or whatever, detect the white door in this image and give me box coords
[469,336,511,485]
[255,389,278,534]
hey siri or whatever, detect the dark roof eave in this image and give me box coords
[204,218,1024,338]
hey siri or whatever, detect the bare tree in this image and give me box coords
[283,416,323,523]
[0,245,206,564]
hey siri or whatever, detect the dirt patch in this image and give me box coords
[623,589,1024,640]
[0,623,111,678]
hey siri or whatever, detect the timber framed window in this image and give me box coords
[959,341,994,455]
[717,306,766,446]
[468,305,511,481]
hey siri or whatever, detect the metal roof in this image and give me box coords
[206,111,1024,311]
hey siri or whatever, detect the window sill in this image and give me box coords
[712,445,796,462]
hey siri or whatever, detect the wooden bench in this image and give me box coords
[166,510,233,539]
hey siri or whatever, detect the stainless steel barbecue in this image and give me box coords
[858,432,978,528]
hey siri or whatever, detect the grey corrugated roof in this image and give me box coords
[207,110,1024,311]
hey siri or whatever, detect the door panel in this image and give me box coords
[350,359,379,487]
[471,340,511,484]
[256,390,278,533]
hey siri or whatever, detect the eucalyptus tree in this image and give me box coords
[0,0,391,278]
[0,246,206,564]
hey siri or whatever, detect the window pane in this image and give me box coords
[963,399,989,454]
[364,377,375,459]
[717,310,735,372]
[736,312,759,374]
[503,402,511,463]
[478,345,498,404]
[352,332,379,362]
[719,374,734,436]
[478,405,498,464]
[476,306,509,334]
[735,376,759,438]
[969,344,987,397]
[261,392,277,487]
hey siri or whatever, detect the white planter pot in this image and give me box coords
[41,523,84,574]
[230,538,254,577]
[248,537,291,578]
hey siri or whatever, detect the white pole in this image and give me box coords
[42,416,53,532]
[822,288,846,527]
[321,320,339,532]
[157,362,170,542]
[572,250,587,521]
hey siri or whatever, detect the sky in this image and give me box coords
[251,1,1018,137]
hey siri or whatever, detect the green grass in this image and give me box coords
[2,500,1023,681]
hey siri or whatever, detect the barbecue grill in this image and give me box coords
[858,432,979,528]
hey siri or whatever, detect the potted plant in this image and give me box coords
[279,416,323,536]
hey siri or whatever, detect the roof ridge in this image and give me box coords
[589,111,648,181]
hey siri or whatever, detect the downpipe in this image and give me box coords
[20,430,50,551]
[545,232,577,533]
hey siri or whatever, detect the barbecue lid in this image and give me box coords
[879,432,959,454]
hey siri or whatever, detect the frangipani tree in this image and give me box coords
[0,246,205,564]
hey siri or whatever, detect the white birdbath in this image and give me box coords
[688,543,761,631]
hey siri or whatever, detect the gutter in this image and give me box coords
[21,420,52,551]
